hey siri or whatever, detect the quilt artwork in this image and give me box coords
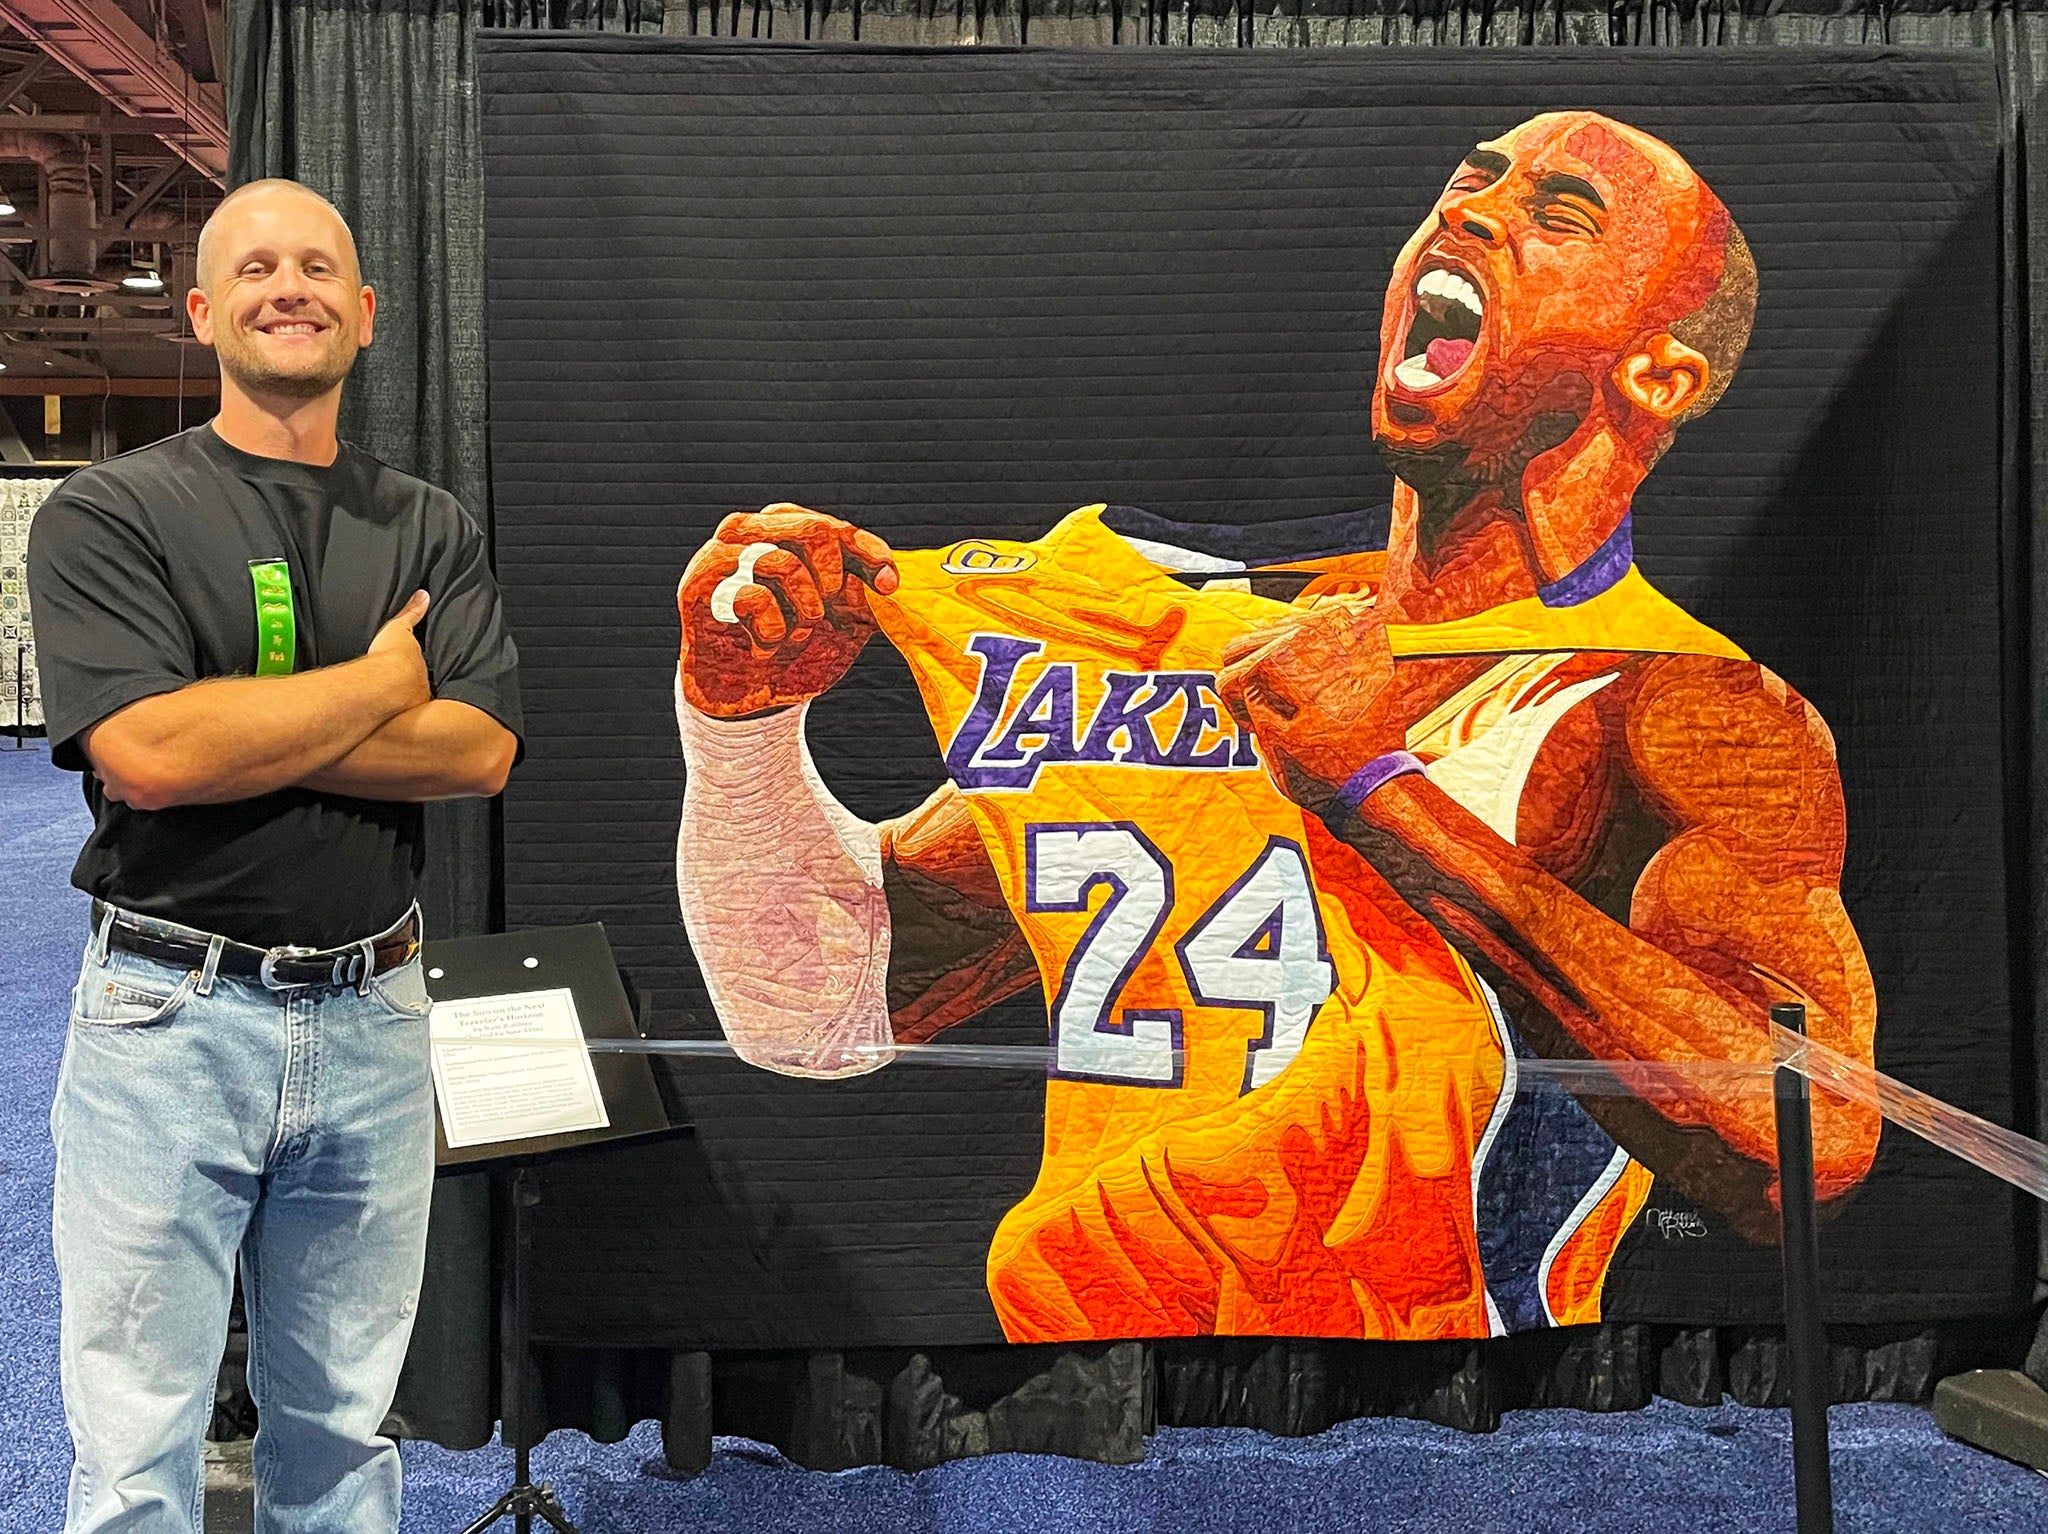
[482,43,2018,1350]
[672,113,1876,1342]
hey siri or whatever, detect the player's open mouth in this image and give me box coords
[1393,267,1483,392]
[255,319,327,337]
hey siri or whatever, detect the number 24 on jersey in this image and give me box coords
[1025,823,1337,1093]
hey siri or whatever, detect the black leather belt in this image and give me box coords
[91,901,422,990]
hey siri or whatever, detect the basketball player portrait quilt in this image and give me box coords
[481,41,2020,1349]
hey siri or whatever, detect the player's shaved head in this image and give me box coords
[1518,112,1756,419]
[1668,220,1756,422]
[195,179,360,293]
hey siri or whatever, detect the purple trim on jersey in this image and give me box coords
[1333,751,1425,815]
[1536,514,1632,609]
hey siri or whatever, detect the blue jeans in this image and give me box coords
[50,907,437,1534]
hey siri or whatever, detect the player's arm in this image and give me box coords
[880,785,1040,1045]
[677,506,1034,1079]
[1221,619,1880,1214]
[84,593,435,810]
[1347,702,1878,1200]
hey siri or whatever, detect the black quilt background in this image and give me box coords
[481,38,2021,1348]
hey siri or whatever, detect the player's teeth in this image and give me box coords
[1416,269,1483,318]
[1394,356,1442,389]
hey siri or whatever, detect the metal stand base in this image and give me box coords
[454,1164,584,1534]
[458,1479,582,1534]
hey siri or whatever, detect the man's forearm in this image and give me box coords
[299,700,517,801]
[85,653,420,810]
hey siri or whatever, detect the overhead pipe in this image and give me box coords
[0,129,97,287]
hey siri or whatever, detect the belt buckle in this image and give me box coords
[259,944,319,990]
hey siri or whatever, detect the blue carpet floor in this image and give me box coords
[5,741,2048,1532]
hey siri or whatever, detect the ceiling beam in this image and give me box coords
[0,218,201,240]
[0,0,229,182]
[110,159,183,231]
[1,319,184,334]
[0,289,178,307]
[0,51,41,114]
[162,0,216,84]
[0,375,217,394]
[0,111,209,136]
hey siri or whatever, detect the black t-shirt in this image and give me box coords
[26,423,523,949]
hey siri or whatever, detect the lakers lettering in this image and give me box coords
[943,632,1261,792]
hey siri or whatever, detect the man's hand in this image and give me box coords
[1216,598,1407,815]
[678,505,900,718]
[368,588,432,709]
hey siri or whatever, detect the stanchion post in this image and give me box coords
[1773,999,1834,1534]
[511,1163,534,1534]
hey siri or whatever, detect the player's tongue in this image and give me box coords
[1394,269,1484,390]
[1425,337,1473,377]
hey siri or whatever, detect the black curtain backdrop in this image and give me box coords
[225,0,2048,1466]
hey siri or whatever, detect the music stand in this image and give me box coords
[421,923,684,1534]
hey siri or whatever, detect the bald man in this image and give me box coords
[670,112,1877,1342]
[28,179,521,1531]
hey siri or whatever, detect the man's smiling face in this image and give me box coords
[190,184,374,401]
[1372,113,1725,477]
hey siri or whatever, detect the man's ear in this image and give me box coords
[1613,333,1709,422]
[187,286,213,346]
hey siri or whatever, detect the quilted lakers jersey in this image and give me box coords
[866,504,1747,1343]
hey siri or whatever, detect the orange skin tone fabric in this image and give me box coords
[1217,114,1879,1229]
[675,113,1880,1247]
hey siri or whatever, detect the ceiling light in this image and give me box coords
[122,268,164,292]
[0,201,16,218]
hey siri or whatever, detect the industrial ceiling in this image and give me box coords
[0,0,226,393]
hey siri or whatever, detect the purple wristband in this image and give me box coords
[1332,751,1425,815]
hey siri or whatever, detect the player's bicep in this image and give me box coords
[880,783,1038,1042]
[1625,658,1848,867]
[1630,829,1875,1056]
[1625,660,1875,1061]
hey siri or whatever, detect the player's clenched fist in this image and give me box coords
[1216,599,1406,816]
[678,504,900,718]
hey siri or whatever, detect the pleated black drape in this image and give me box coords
[226,0,501,1447]
[224,0,2048,1464]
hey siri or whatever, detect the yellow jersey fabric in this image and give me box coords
[867,505,1743,1341]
